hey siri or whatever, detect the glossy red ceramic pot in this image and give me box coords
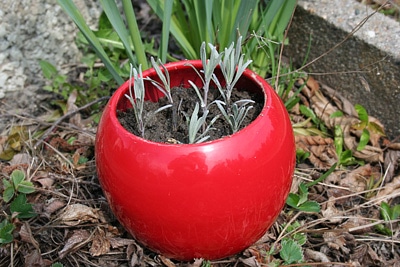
[95,60,295,261]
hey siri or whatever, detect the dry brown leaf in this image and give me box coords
[67,90,83,128]
[386,142,400,150]
[325,170,343,184]
[306,75,320,94]
[323,232,350,254]
[24,249,52,267]
[19,222,40,250]
[44,198,66,216]
[59,203,100,226]
[351,244,383,267]
[32,171,55,189]
[304,248,330,262]
[320,83,358,117]
[158,255,176,267]
[295,135,337,168]
[326,187,353,205]
[340,164,374,193]
[239,256,261,267]
[342,215,375,234]
[0,126,28,161]
[59,229,91,259]
[109,237,137,248]
[373,175,400,204]
[384,150,400,182]
[187,258,203,267]
[90,228,111,257]
[127,242,144,267]
[9,153,32,166]
[322,197,343,223]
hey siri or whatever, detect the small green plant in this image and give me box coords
[185,103,219,144]
[39,60,76,101]
[125,63,174,139]
[282,221,307,247]
[375,202,400,236]
[352,104,385,150]
[217,36,253,107]
[213,36,255,134]
[334,125,363,167]
[280,238,304,265]
[268,221,306,266]
[299,104,327,134]
[2,169,35,203]
[331,104,384,167]
[0,219,15,245]
[39,59,113,108]
[125,64,146,137]
[1,170,37,246]
[286,182,321,213]
[188,41,223,115]
[286,163,337,212]
[380,202,400,221]
[296,148,310,163]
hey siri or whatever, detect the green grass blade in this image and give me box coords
[122,0,149,70]
[232,0,257,41]
[214,0,235,50]
[260,0,285,33]
[57,0,123,85]
[268,0,296,38]
[147,0,197,59]
[99,0,138,69]
[192,0,213,45]
[159,1,173,62]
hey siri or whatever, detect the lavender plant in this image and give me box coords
[125,64,146,137]
[125,63,172,138]
[147,57,173,104]
[185,103,219,144]
[125,38,256,143]
[188,42,223,115]
[214,99,254,134]
[217,36,253,107]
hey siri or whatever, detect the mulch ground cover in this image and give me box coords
[1,71,399,266]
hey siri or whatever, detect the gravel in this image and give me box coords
[0,0,101,99]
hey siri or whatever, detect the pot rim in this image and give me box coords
[106,59,275,147]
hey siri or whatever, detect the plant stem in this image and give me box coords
[122,0,148,70]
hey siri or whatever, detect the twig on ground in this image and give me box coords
[34,96,109,149]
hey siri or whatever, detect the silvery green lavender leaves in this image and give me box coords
[125,39,254,143]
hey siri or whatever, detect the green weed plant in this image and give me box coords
[1,170,37,245]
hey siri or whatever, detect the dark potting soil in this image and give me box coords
[118,87,264,144]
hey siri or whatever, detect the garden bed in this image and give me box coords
[0,1,399,266]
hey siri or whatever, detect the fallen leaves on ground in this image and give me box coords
[0,74,399,266]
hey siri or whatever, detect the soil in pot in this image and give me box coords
[118,86,264,143]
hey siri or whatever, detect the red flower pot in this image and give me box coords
[95,60,295,261]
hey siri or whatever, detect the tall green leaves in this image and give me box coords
[147,0,296,77]
[57,0,174,82]
[57,0,124,85]
[58,0,296,85]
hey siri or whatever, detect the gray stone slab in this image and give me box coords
[285,0,400,139]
